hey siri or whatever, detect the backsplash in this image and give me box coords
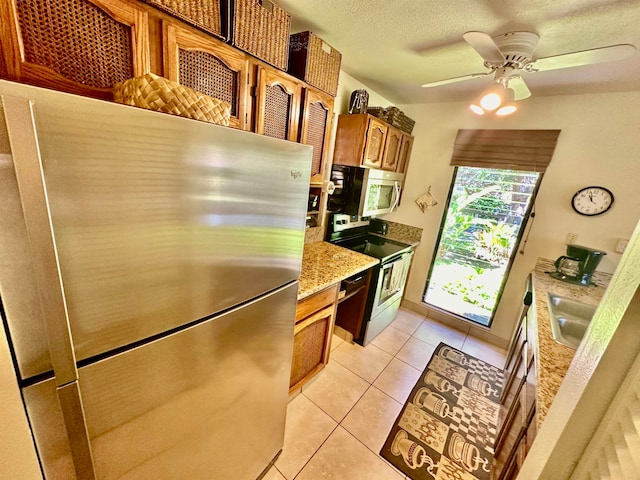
[385,221,423,244]
[304,226,324,244]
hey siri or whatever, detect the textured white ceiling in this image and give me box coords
[277,0,640,104]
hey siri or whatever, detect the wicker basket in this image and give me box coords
[141,0,227,39]
[288,31,341,96]
[232,0,290,70]
[367,106,415,134]
[397,113,415,134]
[113,73,231,126]
[367,107,387,120]
[141,0,226,39]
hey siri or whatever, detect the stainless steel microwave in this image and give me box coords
[329,165,403,217]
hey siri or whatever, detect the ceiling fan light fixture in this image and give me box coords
[469,103,485,115]
[478,84,505,111]
[496,103,517,116]
[495,87,517,115]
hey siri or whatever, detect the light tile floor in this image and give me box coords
[266,308,507,480]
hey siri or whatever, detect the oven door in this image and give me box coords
[360,178,401,217]
[371,251,413,319]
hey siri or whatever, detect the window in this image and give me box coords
[423,129,560,326]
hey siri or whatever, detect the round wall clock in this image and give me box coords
[571,186,614,216]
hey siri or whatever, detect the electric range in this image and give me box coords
[327,214,414,345]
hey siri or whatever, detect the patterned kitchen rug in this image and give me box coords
[380,342,504,480]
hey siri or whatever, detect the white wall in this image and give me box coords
[384,92,640,341]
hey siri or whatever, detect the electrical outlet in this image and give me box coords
[615,238,629,253]
[566,232,578,245]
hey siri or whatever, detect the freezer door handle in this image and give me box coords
[57,381,97,480]
[2,94,78,385]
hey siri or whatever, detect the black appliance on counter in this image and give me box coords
[369,218,389,235]
[327,213,413,345]
[549,244,607,286]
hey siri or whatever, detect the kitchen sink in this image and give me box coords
[547,294,598,349]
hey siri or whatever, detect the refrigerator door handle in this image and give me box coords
[2,95,97,479]
[58,382,97,480]
[2,94,78,385]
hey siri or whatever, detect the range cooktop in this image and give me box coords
[333,234,412,262]
[328,214,412,262]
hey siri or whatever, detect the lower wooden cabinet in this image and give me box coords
[492,277,537,480]
[289,284,338,393]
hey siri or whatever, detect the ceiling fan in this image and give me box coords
[421,31,636,115]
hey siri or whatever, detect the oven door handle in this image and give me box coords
[391,181,401,211]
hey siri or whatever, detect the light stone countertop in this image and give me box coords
[531,258,611,426]
[298,241,379,301]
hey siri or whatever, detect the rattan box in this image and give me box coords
[232,0,291,70]
[141,0,227,39]
[288,31,341,96]
[113,73,231,126]
[386,107,415,134]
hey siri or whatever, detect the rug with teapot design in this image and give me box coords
[380,342,503,480]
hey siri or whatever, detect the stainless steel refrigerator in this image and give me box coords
[0,80,311,479]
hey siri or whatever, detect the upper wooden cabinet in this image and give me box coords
[396,134,414,175]
[333,113,413,172]
[382,126,402,171]
[0,0,150,99]
[254,66,302,141]
[163,22,250,130]
[299,86,334,184]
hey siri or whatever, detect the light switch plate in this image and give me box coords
[615,238,629,253]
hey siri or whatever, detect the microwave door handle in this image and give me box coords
[391,181,401,211]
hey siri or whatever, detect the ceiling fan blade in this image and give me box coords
[421,71,492,88]
[531,44,636,71]
[463,31,506,63]
[509,76,531,100]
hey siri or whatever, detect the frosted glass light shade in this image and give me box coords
[469,104,485,115]
[478,84,505,111]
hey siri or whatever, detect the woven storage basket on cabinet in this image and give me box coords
[288,31,341,96]
[232,0,290,70]
[113,73,231,126]
[367,107,387,120]
[386,107,415,134]
[140,0,227,39]
[367,106,415,134]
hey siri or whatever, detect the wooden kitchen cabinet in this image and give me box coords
[333,113,415,174]
[333,113,389,169]
[254,65,302,141]
[0,0,150,99]
[299,86,334,184]
[163,22,250,130]
[492,276,537,480]
[289,284,339,393]
[396,133,414,174]
[381,126,402,171]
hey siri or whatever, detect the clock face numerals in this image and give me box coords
[572,187,614,216]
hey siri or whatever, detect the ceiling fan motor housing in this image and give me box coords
[490,31,540,68]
